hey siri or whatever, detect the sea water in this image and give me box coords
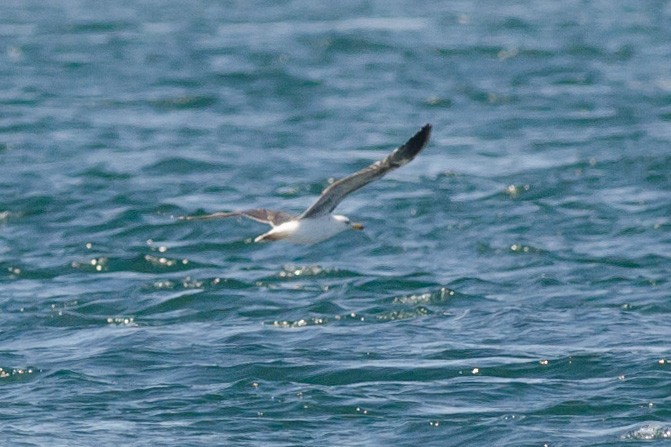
[1,1,670,445]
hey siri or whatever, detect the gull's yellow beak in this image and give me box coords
[351,222,364,230]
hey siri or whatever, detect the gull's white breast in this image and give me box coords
[256,215,348,244]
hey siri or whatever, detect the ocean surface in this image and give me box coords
[2,1,671,445]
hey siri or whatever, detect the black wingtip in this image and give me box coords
[400,123,432,158]
[418,123,432,143]
[410,122,432,144]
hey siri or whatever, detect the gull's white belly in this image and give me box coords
[256,216,348,244]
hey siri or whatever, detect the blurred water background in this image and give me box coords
[2,0,671,445]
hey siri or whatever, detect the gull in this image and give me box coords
[180,124,432,244]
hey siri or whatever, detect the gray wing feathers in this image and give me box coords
[179,208,295,226]
[300,123,432,219]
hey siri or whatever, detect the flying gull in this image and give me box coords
[180,124,432,244]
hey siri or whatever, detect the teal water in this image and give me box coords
[2,1,671,445]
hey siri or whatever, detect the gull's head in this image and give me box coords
[333,214,364,231]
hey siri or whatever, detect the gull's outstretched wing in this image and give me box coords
[300,123,432,219]
[179,209,295,227]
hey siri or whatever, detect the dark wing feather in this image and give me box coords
[179,208,295,227]
[300,123,432,219]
